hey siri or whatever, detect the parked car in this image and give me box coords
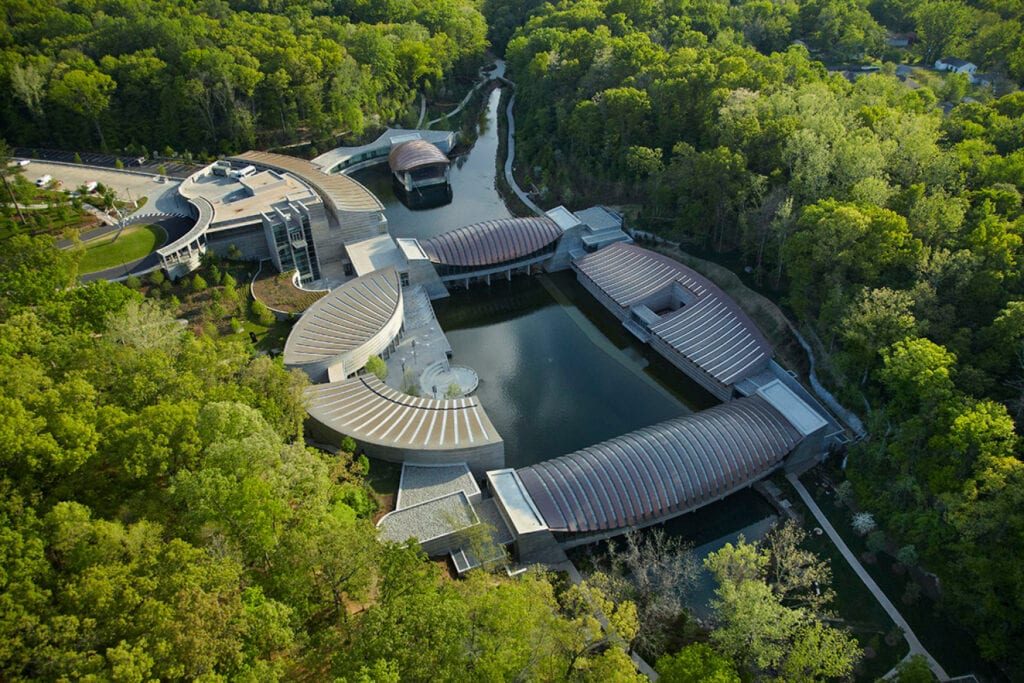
[35,174,52,187]
[16,159,30,167]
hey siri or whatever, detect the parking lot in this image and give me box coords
[13,147,197,179]
[16,161,191,217]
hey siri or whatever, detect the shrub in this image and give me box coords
[341,436,357,454]
[365,355,388,380]
[202,321,219,338]
[73,152,82,164]
[148,270,165,286]
[897,545,918,567]
[866,530,886,553]
[157,164,168,176]
[124,275,141,289]
[230,317,243,333]
[834,480,854,505]
[852,512,877,535]
[115,159,124,170]
[251,299,276,326]
[192,273,208,292]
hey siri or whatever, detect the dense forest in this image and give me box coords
[4,0,1024,678]
[497,0,1024,674]
[0,0,488,154]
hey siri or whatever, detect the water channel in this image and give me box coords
[352,85,775,534]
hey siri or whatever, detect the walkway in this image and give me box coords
[425,61,506,128]
[786,474,950,681]
[503,91,544,216]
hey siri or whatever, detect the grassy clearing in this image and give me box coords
[78,224,165,273]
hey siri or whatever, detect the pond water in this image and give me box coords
[356,84,774,535]
[351,86,511,240]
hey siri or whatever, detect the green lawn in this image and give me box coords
[78,224,165,273]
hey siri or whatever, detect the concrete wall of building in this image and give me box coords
[206,224,270,261]
[546,225,583,272]
[329,208,387,245]
[306,416,505,477]
[406,260,448,299]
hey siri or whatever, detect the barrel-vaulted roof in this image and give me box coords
[517,396,802,534]
[283,267,402,368]
[420,217,563,268]
[231,150,383,213]
[306,375,502,451]
[388,139,450,172]
[574,243,772,387]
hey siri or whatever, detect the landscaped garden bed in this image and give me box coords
[251,266,327,313]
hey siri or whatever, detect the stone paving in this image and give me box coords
[395,463,479,510]
[383,285,454,393]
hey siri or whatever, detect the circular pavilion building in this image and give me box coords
[389,139,452,208]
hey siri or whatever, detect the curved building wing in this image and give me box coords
[232,150,383,212]
[388,140,450,172]
[517,396,801,533]
[283,267,403,380]
[420,217,563,268]
[306,374,502,452]
[573,243,772,398]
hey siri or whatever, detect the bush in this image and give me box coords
[834,480,854,505]
[897,545,918,567]
[73,152,82,164]
[148,270,165,286]
[341,436,357,454]
[230,317,243,333]
[251,299,276,326]
[192,273,208,292]
[115,159,124,170]
[201,321,219,338]
[852,512,877,535]
[365,355,388,380]
[866,530,886,553]
[124,275,141,289]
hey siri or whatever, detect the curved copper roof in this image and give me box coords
[517,396,801,533]
[574,243,772,387]
[305,375,502,451]
[283,267,402,367]
[388,140,450,172]
[420,217,563,268]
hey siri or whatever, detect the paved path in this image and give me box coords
[426,61,506,128]
[503,91,545,217]
[786,474,950,681]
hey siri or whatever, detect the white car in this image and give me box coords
[16,159,30,167]
[35,174,52,187]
